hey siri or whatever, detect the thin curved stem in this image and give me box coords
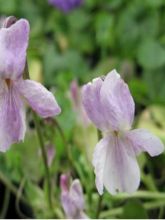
[53,118,73,167]
[0,187,10,218]
[15,178,30,219]
[0,171,27,204]
[95,195,103,219]
[109,190,165,200]
[33,112,53,210]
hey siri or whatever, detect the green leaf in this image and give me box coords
[122,200,148,219]
[137,40,165,69]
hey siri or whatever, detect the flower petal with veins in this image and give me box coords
[93,135,140,195]
[16,79,61,118]
[0,19,29,79]
[0,81,25,151]
[126,129,164,156]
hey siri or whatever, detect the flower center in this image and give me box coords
[5,79,11,88]
[113,130,119,136]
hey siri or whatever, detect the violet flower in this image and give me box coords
[60,174,88,219]
[48,0,83,13]
[0,18,61,151]
[82,69,164,195]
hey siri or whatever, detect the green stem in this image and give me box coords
[141,166,157,191]
[33,112,52,210]
[100,200,165,218]
[158,207,164,219]
[95,195,103,219]
[109,190,165,200]
[0,171,27,204]
[15,178,30,219]
[53,119,72,167]
[0,187,10,218]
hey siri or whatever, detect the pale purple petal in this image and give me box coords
[100,69,135,130]
[0,80,26,151]
[82,77,109,131]
[70,179,84,210]
[126,129,164,156]
[60,175,87,219]
[92,137,109,195]
[93,135,140,195]
[0,19,29,79]
[16,79,61,118]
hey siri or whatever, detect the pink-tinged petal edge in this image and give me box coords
[0,19,29,79]
[93,135,140,195]
[16,79,61,118]
[126,128,164,157]
[0,81,26,151]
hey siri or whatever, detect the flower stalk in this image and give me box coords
[33,112,53,210]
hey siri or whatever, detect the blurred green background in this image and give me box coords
[0,0,165,219]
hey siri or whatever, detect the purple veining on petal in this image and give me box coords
[126,129,164,157]
[0,19,30,79]
[0,18,61,151]
[16,79,61,118]
[0,81,26,151]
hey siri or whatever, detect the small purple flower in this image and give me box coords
[60,174,89,219]
[0,18,61,151]
[48,0,83,13]
[82,69,164,195]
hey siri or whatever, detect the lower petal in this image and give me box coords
[93,135,140,195]
[103,136,140,194]
[92,137,110,195]
[16,79,61,118]
[0,85,26,151]
[126,129,164,156]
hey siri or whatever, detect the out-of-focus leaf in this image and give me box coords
[29,59,43,83]
[137,105,165,142]
[122,200,148,219]
[143,69,165,103]
[0,0,16,14]
[95,12,114,48]
[137,40,165,69]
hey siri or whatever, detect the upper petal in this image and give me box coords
[126,128,164,157]
[100,69,135,130]
[16,79,61,118]
[0,81,26,151]
[0,19,29,79]
[82,77,109,131]
[93,135,140,195]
